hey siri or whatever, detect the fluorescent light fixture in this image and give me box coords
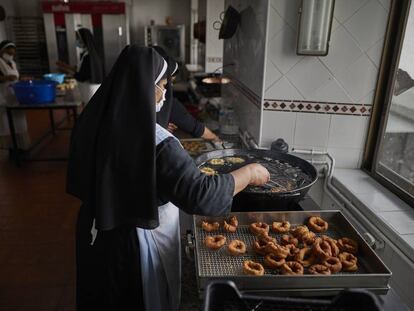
[297,0,335,56]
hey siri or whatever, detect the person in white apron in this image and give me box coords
[57,28,104,105]
[66,46,269,311]
[0,40,30,149]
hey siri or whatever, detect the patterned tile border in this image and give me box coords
[226,75,262,108]
[263,99,372,116]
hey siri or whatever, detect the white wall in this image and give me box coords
[204,0,224,72]
[261,0,391,168]
[0,0,15,41]
[399,3,414,77]
[129,0,191,61]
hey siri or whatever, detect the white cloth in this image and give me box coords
[78,81,100,104]
[0,57,28,138]
[136,124,181,311]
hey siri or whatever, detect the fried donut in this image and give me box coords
[264,253,286,269]
[200,167,216,176]
[250,222,270,235]
[204,235,226,250]
[243,260,265,276]
[321,235,337,244]
[294,247,315,268]
[228,240,246,256]
[285,244,300,259]
[324,238,340,256]
[322,257,342,274]
[225,157,245,164]
[257,232,277,244]
[292,225,309,238]
[337,238,358,254]
[271,221,291,233]
[308,216,329,233]
[280,261,304,275]
[309,264,331,275]
[209,158,225,165]
[265,242,289,259]
[281,234,299,247]
[253,239,269,255]
[312,238,332,261]
[301,231,317,245]
[339,252,358,272]
[201,221,220,232]
[223,216,238,233]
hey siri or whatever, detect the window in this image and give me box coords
[365,1,414,206]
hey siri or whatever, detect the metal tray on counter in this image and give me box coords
[179,138,215,156]
[190,210,392,296]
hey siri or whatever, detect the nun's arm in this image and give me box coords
[156,137,234,216]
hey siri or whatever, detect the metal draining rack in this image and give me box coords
[196,224,369,277]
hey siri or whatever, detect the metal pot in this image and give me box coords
[195,149,318,211]
[218,6,240,39]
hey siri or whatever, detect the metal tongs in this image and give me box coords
[262,178,287,192]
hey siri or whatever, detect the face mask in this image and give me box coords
[76,39,85,49]
[2,53,13,62]
[155,84,167,112]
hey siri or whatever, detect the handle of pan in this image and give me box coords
[273,191,301,198]
[185,230,195,261]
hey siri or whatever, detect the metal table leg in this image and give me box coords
[72,107,78,121]
[49,109,56,135]
[6,108,21,166]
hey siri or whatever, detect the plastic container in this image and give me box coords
[43,73,65,84]
[11,80,56,105]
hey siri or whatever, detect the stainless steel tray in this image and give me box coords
[179,138,214,156]
[191,210,391,296]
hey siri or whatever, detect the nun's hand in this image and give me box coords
[247,163,270,186]
[167,123,178,133]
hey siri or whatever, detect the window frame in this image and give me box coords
[362,0,414,207]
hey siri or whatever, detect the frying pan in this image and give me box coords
[195,149,318,211]
[218,6,240,39]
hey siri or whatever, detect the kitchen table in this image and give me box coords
[4,88,82,166]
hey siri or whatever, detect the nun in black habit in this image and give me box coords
[57,28,104,104]
[153,46,220,141]
[66,45,269,311]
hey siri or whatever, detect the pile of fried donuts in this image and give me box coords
[202,215,360,276]
[248,216,359,275]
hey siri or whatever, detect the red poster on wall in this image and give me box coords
[41,1,125,14]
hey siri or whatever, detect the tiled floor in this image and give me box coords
[0,110,79,311]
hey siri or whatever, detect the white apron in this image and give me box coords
[77,52,101,105]
[0,57,29,148]
[136,124,182,311]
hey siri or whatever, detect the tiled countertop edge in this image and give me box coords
[332,169,414,263]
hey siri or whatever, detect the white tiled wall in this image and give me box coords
[260,0,390,168]
[264,0,389,103]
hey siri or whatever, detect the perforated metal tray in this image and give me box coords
[191,210,391,296]
[179,138,214,156]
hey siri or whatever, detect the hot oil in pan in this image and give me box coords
[199,155,313,193]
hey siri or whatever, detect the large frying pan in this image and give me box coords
[195,149,318,211]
